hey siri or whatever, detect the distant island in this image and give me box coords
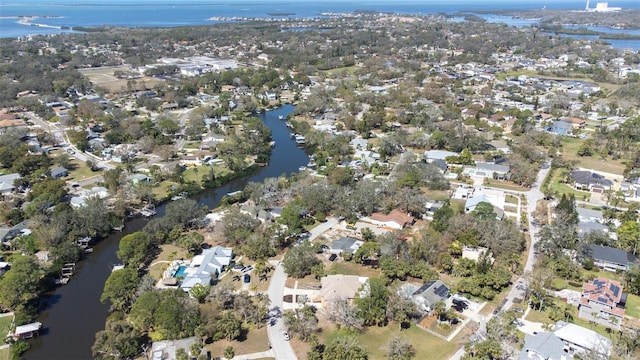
[267,12,296,16]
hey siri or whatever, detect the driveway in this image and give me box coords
[266,263,298,360]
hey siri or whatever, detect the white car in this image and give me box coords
[282,332,290,341]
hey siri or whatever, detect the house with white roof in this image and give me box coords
[179,246,232,291]
[553,321,611,357]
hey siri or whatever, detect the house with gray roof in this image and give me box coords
[330,237,364,255]
[0,173,20,194]
[588,244,635,272]
[151,337,205,360]
[569,170,613,192]
[518,332,569,360]
[50,166,68,180]
[412,279,451,314]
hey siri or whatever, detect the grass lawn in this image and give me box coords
[321,323,459,360]
[66,159,100,182]
[148,244,188,280]
[151,181,179,199]
[327,261,382,278]
[625,294,640,319]
[183,165,231,184]
[560,138,625,174]
[505,194,519,204]
[0,348,9,360]
[483,179,529,192]
[547,169,591,199]
[0,314,13,338]
[206,326,271,358]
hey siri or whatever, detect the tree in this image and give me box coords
[355,277,388,326]
[283,305,320,342]
[618,221,640,255]
[189,283,211,304]
[92,319,143,360]
[471,201,496,220]
[223,346,235,360]
[117,231,154,268]
[323,336,368,360]
[217,311,243,340]
[326,298,364,331]
[385,336,416,360]
[283,242,320,278]
[100,267,139,312]
[221,207,261,246]
[0,255,43,312]
[176,231,204,255]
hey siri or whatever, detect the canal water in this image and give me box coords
[24,104,308,359]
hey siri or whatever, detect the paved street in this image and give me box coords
[266,263,298,360]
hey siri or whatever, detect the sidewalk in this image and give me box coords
[230,349,275,360]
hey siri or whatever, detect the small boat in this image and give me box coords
[171,195,185,201]
[84,248,93,254]
[278,115,284,120]
[112,224,124,231]
[140,204,156,217]
[111,264,125,272]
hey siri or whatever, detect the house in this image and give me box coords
[587,244,634,272]
[180,246,232,291]
[518,332,570,360]
[464,192,505,219]
[151,337,205,360]
[329,237,364,255]
[553,321,612,357]
[464,162,510,180]
[69,186,110,207]
[0,173,21,194]
[411,279,451,313]
[569,170,613,192]
[547,120,573,136]
[13,322,42,339]
[0,221,31,246]
[578,277,625,330]
[567,117,586,129]
[315,274,368,307]
[487,139,511,154]
[366,209,415,229]
[425,150,458,162]
[128,173,152,185]
[50,166,68,180]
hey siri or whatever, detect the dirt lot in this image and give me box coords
[79,66,163,93]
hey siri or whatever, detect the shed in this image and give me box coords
[14,322,42,338]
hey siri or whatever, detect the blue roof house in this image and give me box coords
[547,120,573,136]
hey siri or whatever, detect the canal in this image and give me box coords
[25,104,308,359]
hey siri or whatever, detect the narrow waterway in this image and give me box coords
[25,104,308,360]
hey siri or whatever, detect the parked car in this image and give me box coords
[282,332,290,341]
[242,265,253,273]
[328,254,337,262]
[243,274,250,283]
[66,148,75,155]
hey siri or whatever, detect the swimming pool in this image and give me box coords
[174,265,187,278]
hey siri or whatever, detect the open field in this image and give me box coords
[79,66,164,93]
[320,323,460,360]
[206,326,271,359]
[560,137,626,174]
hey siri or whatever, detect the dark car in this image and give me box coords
[328,254,337,262]
[243,274,250,283]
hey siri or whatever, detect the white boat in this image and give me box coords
[278,115,284,120]
[111,264,125,272]
[140,205,157,217]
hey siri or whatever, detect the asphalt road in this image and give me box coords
[266,264,298,360]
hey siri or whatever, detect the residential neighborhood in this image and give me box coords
[0,5,639,360]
